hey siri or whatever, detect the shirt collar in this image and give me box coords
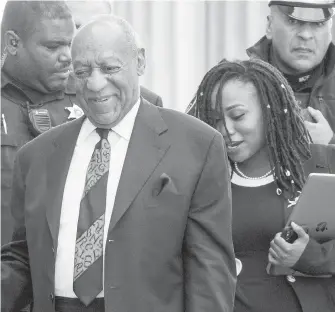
[1,70,65,105]
[113,97,141,140]
[78,97,141,144]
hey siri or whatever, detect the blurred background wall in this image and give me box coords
[1,0,335,111]
[110,0,270,111]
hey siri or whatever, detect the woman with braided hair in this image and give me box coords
[188,58,335,312]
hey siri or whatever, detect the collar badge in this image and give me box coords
[65,104,84,120]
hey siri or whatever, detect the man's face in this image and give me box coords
[72,22,145,129]
[266,7,332,74]
[18,18,75,93]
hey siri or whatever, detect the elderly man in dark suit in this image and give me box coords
[1,14,236,312]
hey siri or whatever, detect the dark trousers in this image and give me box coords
[55,297,105,312]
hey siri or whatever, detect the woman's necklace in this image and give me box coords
[234,162,274,180]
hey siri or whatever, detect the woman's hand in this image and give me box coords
[268,222,309,268]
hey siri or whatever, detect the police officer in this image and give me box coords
[1,0,79,247]
[247,0,335,145]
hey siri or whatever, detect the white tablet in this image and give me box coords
[285,173,335,243]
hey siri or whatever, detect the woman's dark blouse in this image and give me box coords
[232,174,303,312]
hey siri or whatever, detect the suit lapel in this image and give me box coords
[46,117,85,249]
[108,100,170,231]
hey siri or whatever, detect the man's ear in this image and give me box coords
[266,15,273,40]
[136,48,146,76]
[5,30,20,55]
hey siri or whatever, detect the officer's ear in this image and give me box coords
[4,30,20,55]
[136,48,146,77]
[266,15,273,40]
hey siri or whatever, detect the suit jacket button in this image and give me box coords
[286,275,296,283]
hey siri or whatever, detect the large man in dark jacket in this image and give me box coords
[247,0,335,145]
[1,0,162,246]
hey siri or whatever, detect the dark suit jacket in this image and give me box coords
[1,99,236,312]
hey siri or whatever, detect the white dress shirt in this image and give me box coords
[55,99,140,297]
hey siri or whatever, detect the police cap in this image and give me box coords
[269,0,335,22]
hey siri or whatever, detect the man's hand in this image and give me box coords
[304,107,333,144]
[268,222,309,268]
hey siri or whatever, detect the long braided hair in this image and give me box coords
[188,58,311,199]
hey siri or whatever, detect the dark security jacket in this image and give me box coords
[1,71,163,246]
[1,72,79,246]
[246,37,335,144]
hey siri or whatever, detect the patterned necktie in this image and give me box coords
[73,128,111,306]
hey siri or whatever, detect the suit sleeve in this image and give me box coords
[1,151,33,311]
[183,132,236,312]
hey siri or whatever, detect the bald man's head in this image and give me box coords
[1,1,73,45]
[71,15,146,129]
[72,14,142,57]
